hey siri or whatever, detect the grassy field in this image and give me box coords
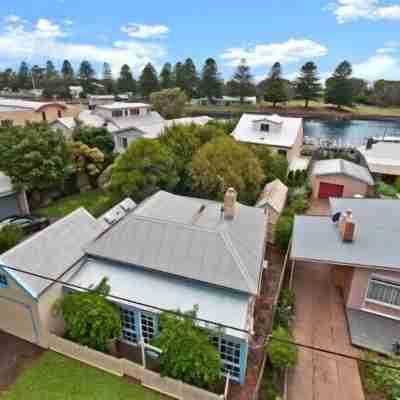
[187,100,400,117]
[35,190,114,219]
[1,352,167,400]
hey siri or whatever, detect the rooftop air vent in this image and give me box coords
[120,198,136,212]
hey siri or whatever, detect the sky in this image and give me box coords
[0,0,400,82]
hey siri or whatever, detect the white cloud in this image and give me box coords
[64,19,74,26]
[353,51,400,81]
[328,0,400,23]
[121,23,169,39]
[376,47,398,54]
[0,17,167,76]
[220,39,328,67]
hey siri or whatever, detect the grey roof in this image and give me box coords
[0,98,66,112]
[0,208,106,298]
[52,117,77,130]
[347,308,399,355]
[69,258,251,338]
[359,142,400,176]
[0,172,13,196]
[87,191,266,294]
[291,198,400,270]
[97,102,150,110]
[256,179,288,213]
[312,159,374,185]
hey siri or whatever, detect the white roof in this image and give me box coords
[232,113,302,148]
[52,117,76,130]
[0,172,13,196]
[97,102,150,110]
[166,116,213,128]
[78,110,106,128]
[256,179,288,213]
[359,142,400,176]
[0,97,66,112]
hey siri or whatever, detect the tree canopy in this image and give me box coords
[150,88,187,119]
[263,62,290,107]
[226,58,255,103]
[61,59,74,81]
[139,63,160,98]
[110,138,178,201]
[0,123,72,191]
[200,58,223,99]
[325,60,354,109]
[160,62,173,89]
[72,126,115,156]
[295,61,322,108]
[117,64,136,93]
[191,136,264,204]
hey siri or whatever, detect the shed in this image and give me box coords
[256,179,288,243]
[310,159,374,199]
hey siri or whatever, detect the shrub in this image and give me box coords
[376,181,397,198]
[275,215,294,252]
[274,289,296,329]
[267,327,298,371]
[0,225,24,254]
[287,196,308,215]
[395,177,400,193]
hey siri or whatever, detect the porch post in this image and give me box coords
[289,260,295,289]
[141,340,146,369]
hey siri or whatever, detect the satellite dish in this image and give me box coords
[332,212,341,223]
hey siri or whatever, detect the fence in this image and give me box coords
[48,334,224,400]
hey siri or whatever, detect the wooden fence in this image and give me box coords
[48,334,224,400]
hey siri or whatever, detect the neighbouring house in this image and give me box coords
[256,179,288,244]
[291,198,400,355]
[69,86,84,99]
[191,96,257,106]
[0,172,30,219]
[0,189,267,384]
[310,159,374,199]
[359,141,400,179]
[50,117,77,137]
[88,95,116,109]
[0,98,75,126]
[232,114,304,164]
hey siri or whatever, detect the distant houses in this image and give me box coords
[191,96,257,106]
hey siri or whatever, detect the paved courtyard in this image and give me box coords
[287,262,365,400]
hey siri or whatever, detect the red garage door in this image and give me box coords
[318,182,344,199]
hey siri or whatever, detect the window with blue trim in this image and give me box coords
[0,273,8,288]
[120,307,139,344]
[211,335,242,381]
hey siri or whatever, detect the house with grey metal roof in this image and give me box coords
[291,198,400,355]
[0,189,267,384]
[0,172,30,219]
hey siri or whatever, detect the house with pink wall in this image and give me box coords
[291,198,400,355]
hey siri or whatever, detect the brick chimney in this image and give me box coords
[224,188,237,219]
[340,210,356,242]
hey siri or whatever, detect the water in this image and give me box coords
[304,119,400,146]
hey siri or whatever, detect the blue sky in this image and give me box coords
[0,0,400,82]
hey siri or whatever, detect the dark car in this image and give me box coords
[0,215,50,235]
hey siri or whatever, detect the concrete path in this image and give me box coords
[287,262,365,400]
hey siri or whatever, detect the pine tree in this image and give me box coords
[46,60,58,80]
[79,60,95,81]
[17,61,31,90]
[160,63,173,89]
[182,58,199,99]
[117,64,136,93]
[173,62,185,91]
[325,60,354,110]
[227,58,255,103]
[102,62,114,94]
[200,58,223,100]
[61,60,74,81]
[295,61,322,108]
[139,63,159,98]
[264,62,289,107]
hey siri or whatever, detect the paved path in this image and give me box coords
[287,262,365,400]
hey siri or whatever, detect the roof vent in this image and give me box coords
[101,198,137,226]
[120,198,136,212]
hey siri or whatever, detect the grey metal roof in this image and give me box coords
[0,172,13,196]
[0,208,106,297]
[69,258,251,339]
[0,98,66,112]
[87,191,266,294]
[256,179,288,213]
[359,142,400,176]
[291,198,400,270]
[312,159,374,185]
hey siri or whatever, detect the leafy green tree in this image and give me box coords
[160,62,173,89]
[173,62,185,91]
[117,64,136,93]
[264,62,289,107]
[79,60,95,81]
[0,68,17,91]
[61,59,74,81]
[150,88,187,119]
[325,60,354,110]
[42,78,72,99]
[31,65,45,88]
[275,215,294,251]
[17,61,31,90]
[267,326,298,370]
[182,58,199,99]
[153,307,221,389]
[57,278,122,352]
[191,136,264,204]
[73,126,115,156]
[102,62,114,93]
[200,58,223,100]
[226,58,255,103]
[0,123,72,191]
[46,60,58,80]
[0,225,24,254]
[110,138,178,201]
[139,63,159,98]
[295,61,322,108]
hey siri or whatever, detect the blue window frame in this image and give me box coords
[140,312,156,344]
[120,307,139,344]
[0,273,8,288]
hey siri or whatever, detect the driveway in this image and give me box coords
[0,330,42,390]
[287,262,365,400]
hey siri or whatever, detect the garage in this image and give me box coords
[310,159,374,200]
[318,182,344,199]
[0,296,37,344]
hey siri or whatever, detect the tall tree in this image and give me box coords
[79,60,95,81]
[0,68,17,91]
[117,64,136,93]
[200,58,223,100]
[102,62,114,93]
[61,60,74,81]
[139,63,159,98]
[264,62,289,107]
[150,88,187,119]
[173,62,185,91]
[160,62,173,89]
[325,60,354,110]
[31,65,45,89]
[181,58,199,99]
[45,60,58,80]
[226,58,255,103]
[17,61,31,90]
[295,61,322,108]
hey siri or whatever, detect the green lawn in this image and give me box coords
[1,351,166,400]
[35,190,114,219]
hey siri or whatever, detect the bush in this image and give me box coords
[274,289,296,329]
[376,181,397,198]
[395,177,400,193]
[267,327,298,371]
[0,225,24,254]
[275,215,294,252]
[287,196,308,215]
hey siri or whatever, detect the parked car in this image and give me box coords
[0,215,50,235]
